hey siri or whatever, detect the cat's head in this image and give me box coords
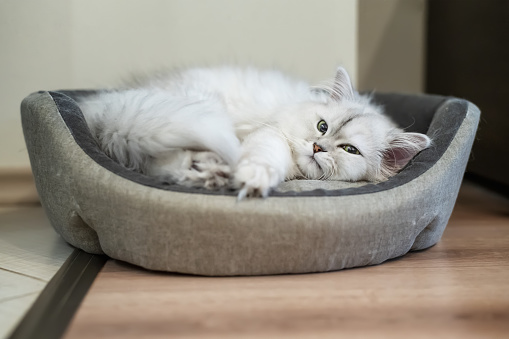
[283,67,431,182]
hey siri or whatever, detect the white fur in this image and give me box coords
[78,66,431,198]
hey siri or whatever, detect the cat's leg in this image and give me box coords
[147,150,231,189]
[234,127,293,199]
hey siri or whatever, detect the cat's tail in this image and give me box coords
[78,89,240,172]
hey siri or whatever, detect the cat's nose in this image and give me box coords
[313,143,323,153]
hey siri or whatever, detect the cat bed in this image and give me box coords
[21,90,479,276]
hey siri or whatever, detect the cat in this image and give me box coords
[78,66,431,199]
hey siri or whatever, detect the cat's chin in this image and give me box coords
[295,155,323,180]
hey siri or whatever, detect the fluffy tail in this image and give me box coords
[78,89,240,172]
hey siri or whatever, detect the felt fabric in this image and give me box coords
[21,90,479,276]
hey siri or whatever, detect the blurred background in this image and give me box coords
[0,0,507,203]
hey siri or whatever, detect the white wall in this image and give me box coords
[358,0,426,92]
[0,0,358,170]
[71,0,358,86]
[0,0,73,169]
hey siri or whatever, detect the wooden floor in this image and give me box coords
[64,182,509,339]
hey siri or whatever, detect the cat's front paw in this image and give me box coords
[234,159,282,199]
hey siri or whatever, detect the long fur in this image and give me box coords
[78,66,431,198]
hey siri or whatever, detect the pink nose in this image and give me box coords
[313,143,323,153]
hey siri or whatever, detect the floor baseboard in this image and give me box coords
[0,168,39,205]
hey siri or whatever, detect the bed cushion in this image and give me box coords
[21,90,479,276]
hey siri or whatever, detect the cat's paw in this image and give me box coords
[179,152,231,189]
[234,159,282,199]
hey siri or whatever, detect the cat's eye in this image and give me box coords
[340,144,361,155]
[317,120,328,134]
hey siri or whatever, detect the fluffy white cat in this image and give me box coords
[79,66,431,199]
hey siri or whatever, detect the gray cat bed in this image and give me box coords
[21,90,479,276]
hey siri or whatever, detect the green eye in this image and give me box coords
[317,120,328,134]
[340,144,361,155]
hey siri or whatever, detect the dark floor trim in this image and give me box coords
[8,249,107,339]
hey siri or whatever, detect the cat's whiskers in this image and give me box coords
[317,160,331,181]
[322,156,338,181]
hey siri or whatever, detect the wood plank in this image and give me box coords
[64,182,509,339]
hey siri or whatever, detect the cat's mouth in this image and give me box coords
[295,155,323,179]
[310,155,323,171]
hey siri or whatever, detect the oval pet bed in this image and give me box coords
[21,90,479,276]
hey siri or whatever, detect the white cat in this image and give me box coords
[79,66,431,199]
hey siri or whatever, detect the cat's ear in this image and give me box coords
[380,132,431,178]
[331,66,355,101]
